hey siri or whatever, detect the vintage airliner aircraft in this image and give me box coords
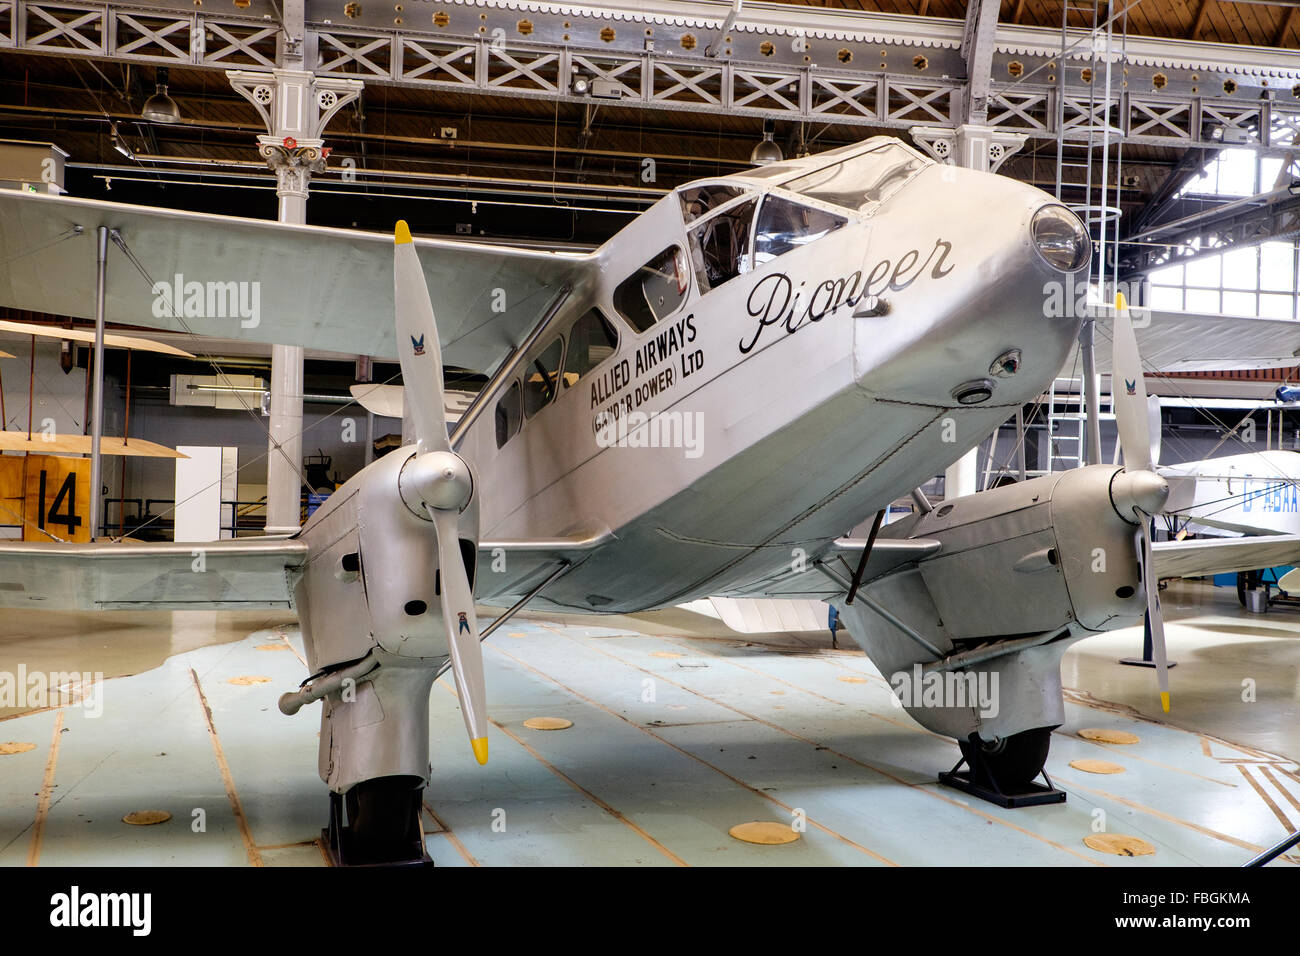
[3,137,1300,863]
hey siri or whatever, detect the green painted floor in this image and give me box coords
[1,583,1297,867]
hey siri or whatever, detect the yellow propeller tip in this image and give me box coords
[1115,290,1128,311]
[395,220,413,245]
[471,736,489,765]
[1159,691,1170,713]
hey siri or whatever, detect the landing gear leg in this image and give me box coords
[939,727,1066,808]
[322,774,432,867]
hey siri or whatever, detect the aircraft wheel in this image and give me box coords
[345,775,425,864]
[959,727,1053,791]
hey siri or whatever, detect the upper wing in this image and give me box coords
[0,191,593,372]
[0,539,307,611]
[1153,535,1300,580]
[1064,310,1300,374]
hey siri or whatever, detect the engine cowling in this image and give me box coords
[907,464,1154,639]
[833,463,1159,744]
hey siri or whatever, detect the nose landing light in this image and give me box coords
[1031,205,1090,272]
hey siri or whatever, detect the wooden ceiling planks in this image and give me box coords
[766,0,1295,46]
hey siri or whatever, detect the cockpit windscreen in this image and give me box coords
[782,143,925,211]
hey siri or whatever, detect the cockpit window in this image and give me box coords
[495,380,522,447]
[563,309,619,387]
[753,197,847,266]
[689,198,757,293]
[679,184,748,223]
[783,143,924,210]
[613,246,690,333]
[523,338,564,418]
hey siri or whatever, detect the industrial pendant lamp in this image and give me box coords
[750,119,783,166]
[142,67,181,124]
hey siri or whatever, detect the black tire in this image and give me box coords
[959,727,1053,791]
[344,775,425,865]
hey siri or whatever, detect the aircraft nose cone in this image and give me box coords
[1110,469,1170,523]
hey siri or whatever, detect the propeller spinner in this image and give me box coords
[393,220,490,764]
[1109,291,1173,713]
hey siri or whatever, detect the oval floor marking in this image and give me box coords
[254,644,290,652]
[1070,759,1126,774]
[227,676,272,686]
[1079,728,1140,745]
[523,717,573,731]
[651,651,684,659]
[1084,833,1155,856]
[729,821,801,845]
[837,676,869,684]
[0,742,36,756]
[122,810,172,826]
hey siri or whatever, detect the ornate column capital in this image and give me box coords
[226,69,363,196]
[910,125,1027,174]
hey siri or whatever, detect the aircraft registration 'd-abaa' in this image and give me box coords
[3,137,1300,864]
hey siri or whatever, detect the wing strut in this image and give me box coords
[845,509,886,605]
[449,283,572,449]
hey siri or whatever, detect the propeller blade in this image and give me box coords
[1138,523,1172,713]
[1112,291,1172,710]
[393,221,451,455]
[431,505,489,764]
[394,221,487,762]
[1110,291,1153,473]
[1147,394,1162,468]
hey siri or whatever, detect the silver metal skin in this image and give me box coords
[2,135,1297,826]
[834,462,1160,743]
[282,139,1101,797]
[466,158,1085,616]
[292,444,483,792]
[832,296,1176,741]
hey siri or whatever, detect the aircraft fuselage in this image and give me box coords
[455,144,1090,613]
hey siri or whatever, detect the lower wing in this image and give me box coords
[0,538,307,611]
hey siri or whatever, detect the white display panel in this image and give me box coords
[174,446,224,543]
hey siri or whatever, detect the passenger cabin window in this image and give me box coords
[563,309,619,388]
[679,184,748,223]
[495,380,522,447]
[688,198,757,293]
[753,197,847,266]
[613,245,690,333]
[783,143,924,211]
[523,338,564,418]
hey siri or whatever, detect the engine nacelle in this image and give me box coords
[835,464,1156,744]
[294,446,482,672]
[289,445,482,793]
[911,464,1149,639]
